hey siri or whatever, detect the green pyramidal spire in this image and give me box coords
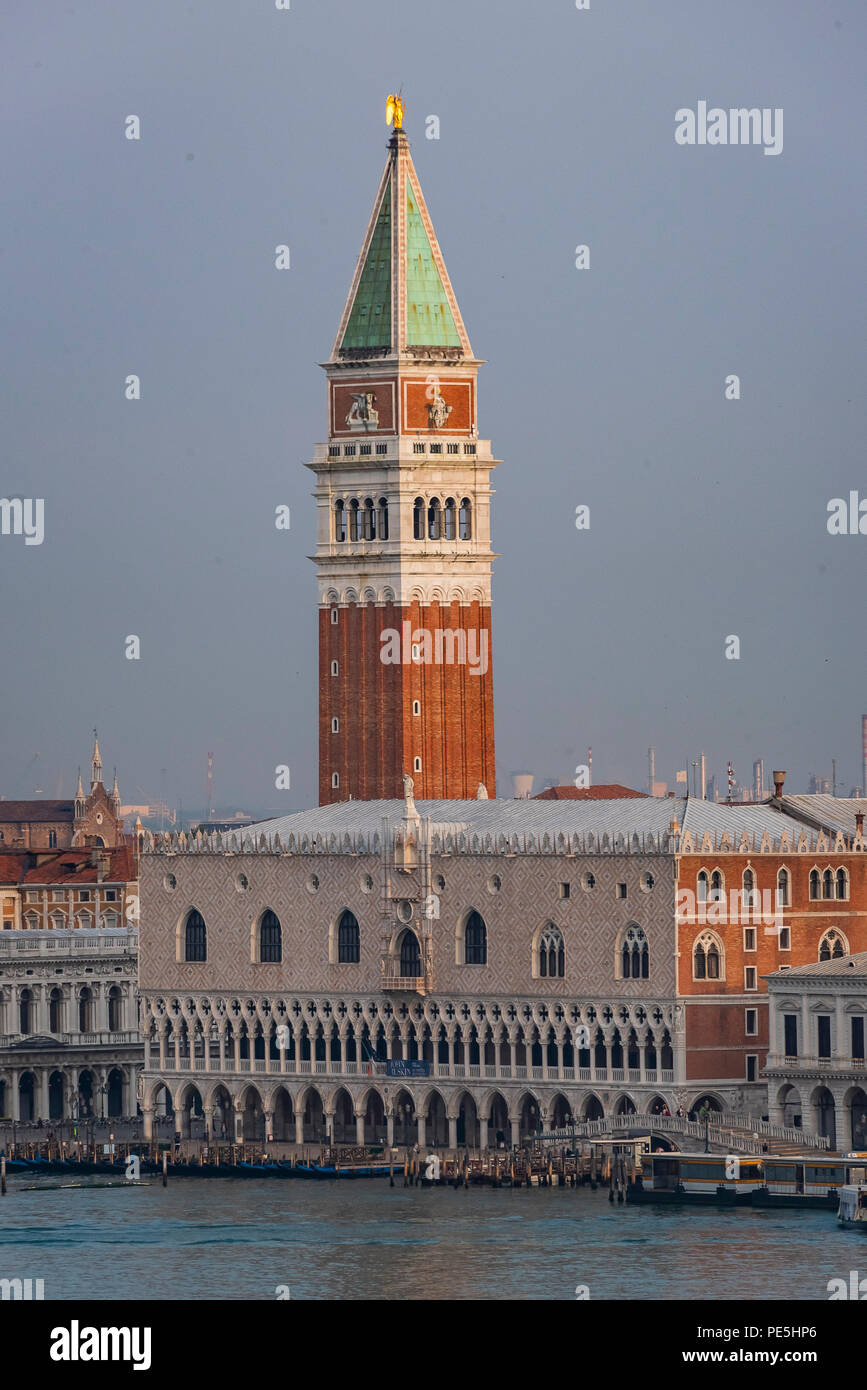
[333,126,472,360]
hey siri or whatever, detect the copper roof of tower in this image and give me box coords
[330,126,473,361]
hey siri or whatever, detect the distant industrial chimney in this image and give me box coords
[511,771,534,800]
[700,752,707,800]
[648,747,655,795]
[862,717,867,805]
[753,759,765,801]
[772,770,786,798]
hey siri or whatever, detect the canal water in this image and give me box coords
[0,1176,860,1300]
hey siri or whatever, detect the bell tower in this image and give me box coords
[308,100,498,804]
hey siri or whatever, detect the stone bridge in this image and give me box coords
[533,1111,831,1156]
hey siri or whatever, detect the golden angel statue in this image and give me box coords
[386,93,405,131]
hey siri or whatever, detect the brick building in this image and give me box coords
[0,737,125,851]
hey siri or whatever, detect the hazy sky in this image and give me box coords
[2,0,865,812]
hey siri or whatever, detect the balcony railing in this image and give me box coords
[380,961,433,995]
[765,1053,866,1072]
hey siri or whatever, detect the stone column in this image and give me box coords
[556,1036,564,1078]
[203,1104,214,1138]
[233,1100,245,1143]
[296,1108,305,1146]
[355,1109,365,1145]
[264,1109,274,1143]
[509,1036,517,1074]
[510,1116,520,1149]
[142,1105,154,1141]
[417,1113,427,1149]
[37,1069,49,1123]
[637,1027,650,1083]
[448,1115,458,1151]
[218,1027,226,1073]
[158,1026,167,1071]
[143,1026,151,1071]
[172,1025,181,1072]
[386,1111,395,1147]
[233,1027,241,1072]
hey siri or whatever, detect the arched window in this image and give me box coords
[48,830,57,848]
[809,868,820,900]
[413,498,425,540]
[19,988,33,1035]
[79,987,93,1032]
[334,499,346,542]
[377,497,389,540]
[337,909,360,964]
[107,986,122,1031]
[822,868,833,900]
[362,498,375,540]
[693,932,722,981]
[710,869,723,899]
[537,924,564,978]
[444,497,456,540]
[348,499,360,542]
[776,868,790,907]
[836,867,848,900]
[742,868,756,907]
[697,871,708,903]
[464,909,487,965]
[428,497,441,540]
[819,929,848,962]
[459,497,472,540]
[400,930,422,977]
[620,925,649,979]
[49,988,62,1032]
[259,910,282,963]
[184,909,207,962]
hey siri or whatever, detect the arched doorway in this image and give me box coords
[399,930,422,978]
[210,1084,232,1139]
[550,1093,572,1130]
[812,1086,836,1148]
[456,1092,479,1148]
[519,1092,541,1139]
[241,1086,265,1143]
[271,1086,294,1141]
[302,1087,325,1143]
[689,1093,723,1120]
[582,1094,604,1121]
[614,1094,637,1117]
[48,1071,64,1120]
[332,1087,355,1144]
[18,1072,35,1123]
[393,1088,418,1146]
[363,1089,386,1145]
[78,1070,95,1117]
[179,1084,203,1138]
[488,1092,509,1147]
[107,1068,124,1118]
[425,1090,448,1147]
[778,1083,802,1129]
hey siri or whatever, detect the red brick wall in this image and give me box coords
[319,600,495,803]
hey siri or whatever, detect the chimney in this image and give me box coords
[856,812,864,835]
[772,770,786,798]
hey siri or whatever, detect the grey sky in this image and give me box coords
[2,0,865,811]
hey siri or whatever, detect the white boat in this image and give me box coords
[837,1183,867,1228]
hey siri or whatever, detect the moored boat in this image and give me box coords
[837,1183,867,1228]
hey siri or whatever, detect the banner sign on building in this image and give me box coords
[386,1060,430,1078]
